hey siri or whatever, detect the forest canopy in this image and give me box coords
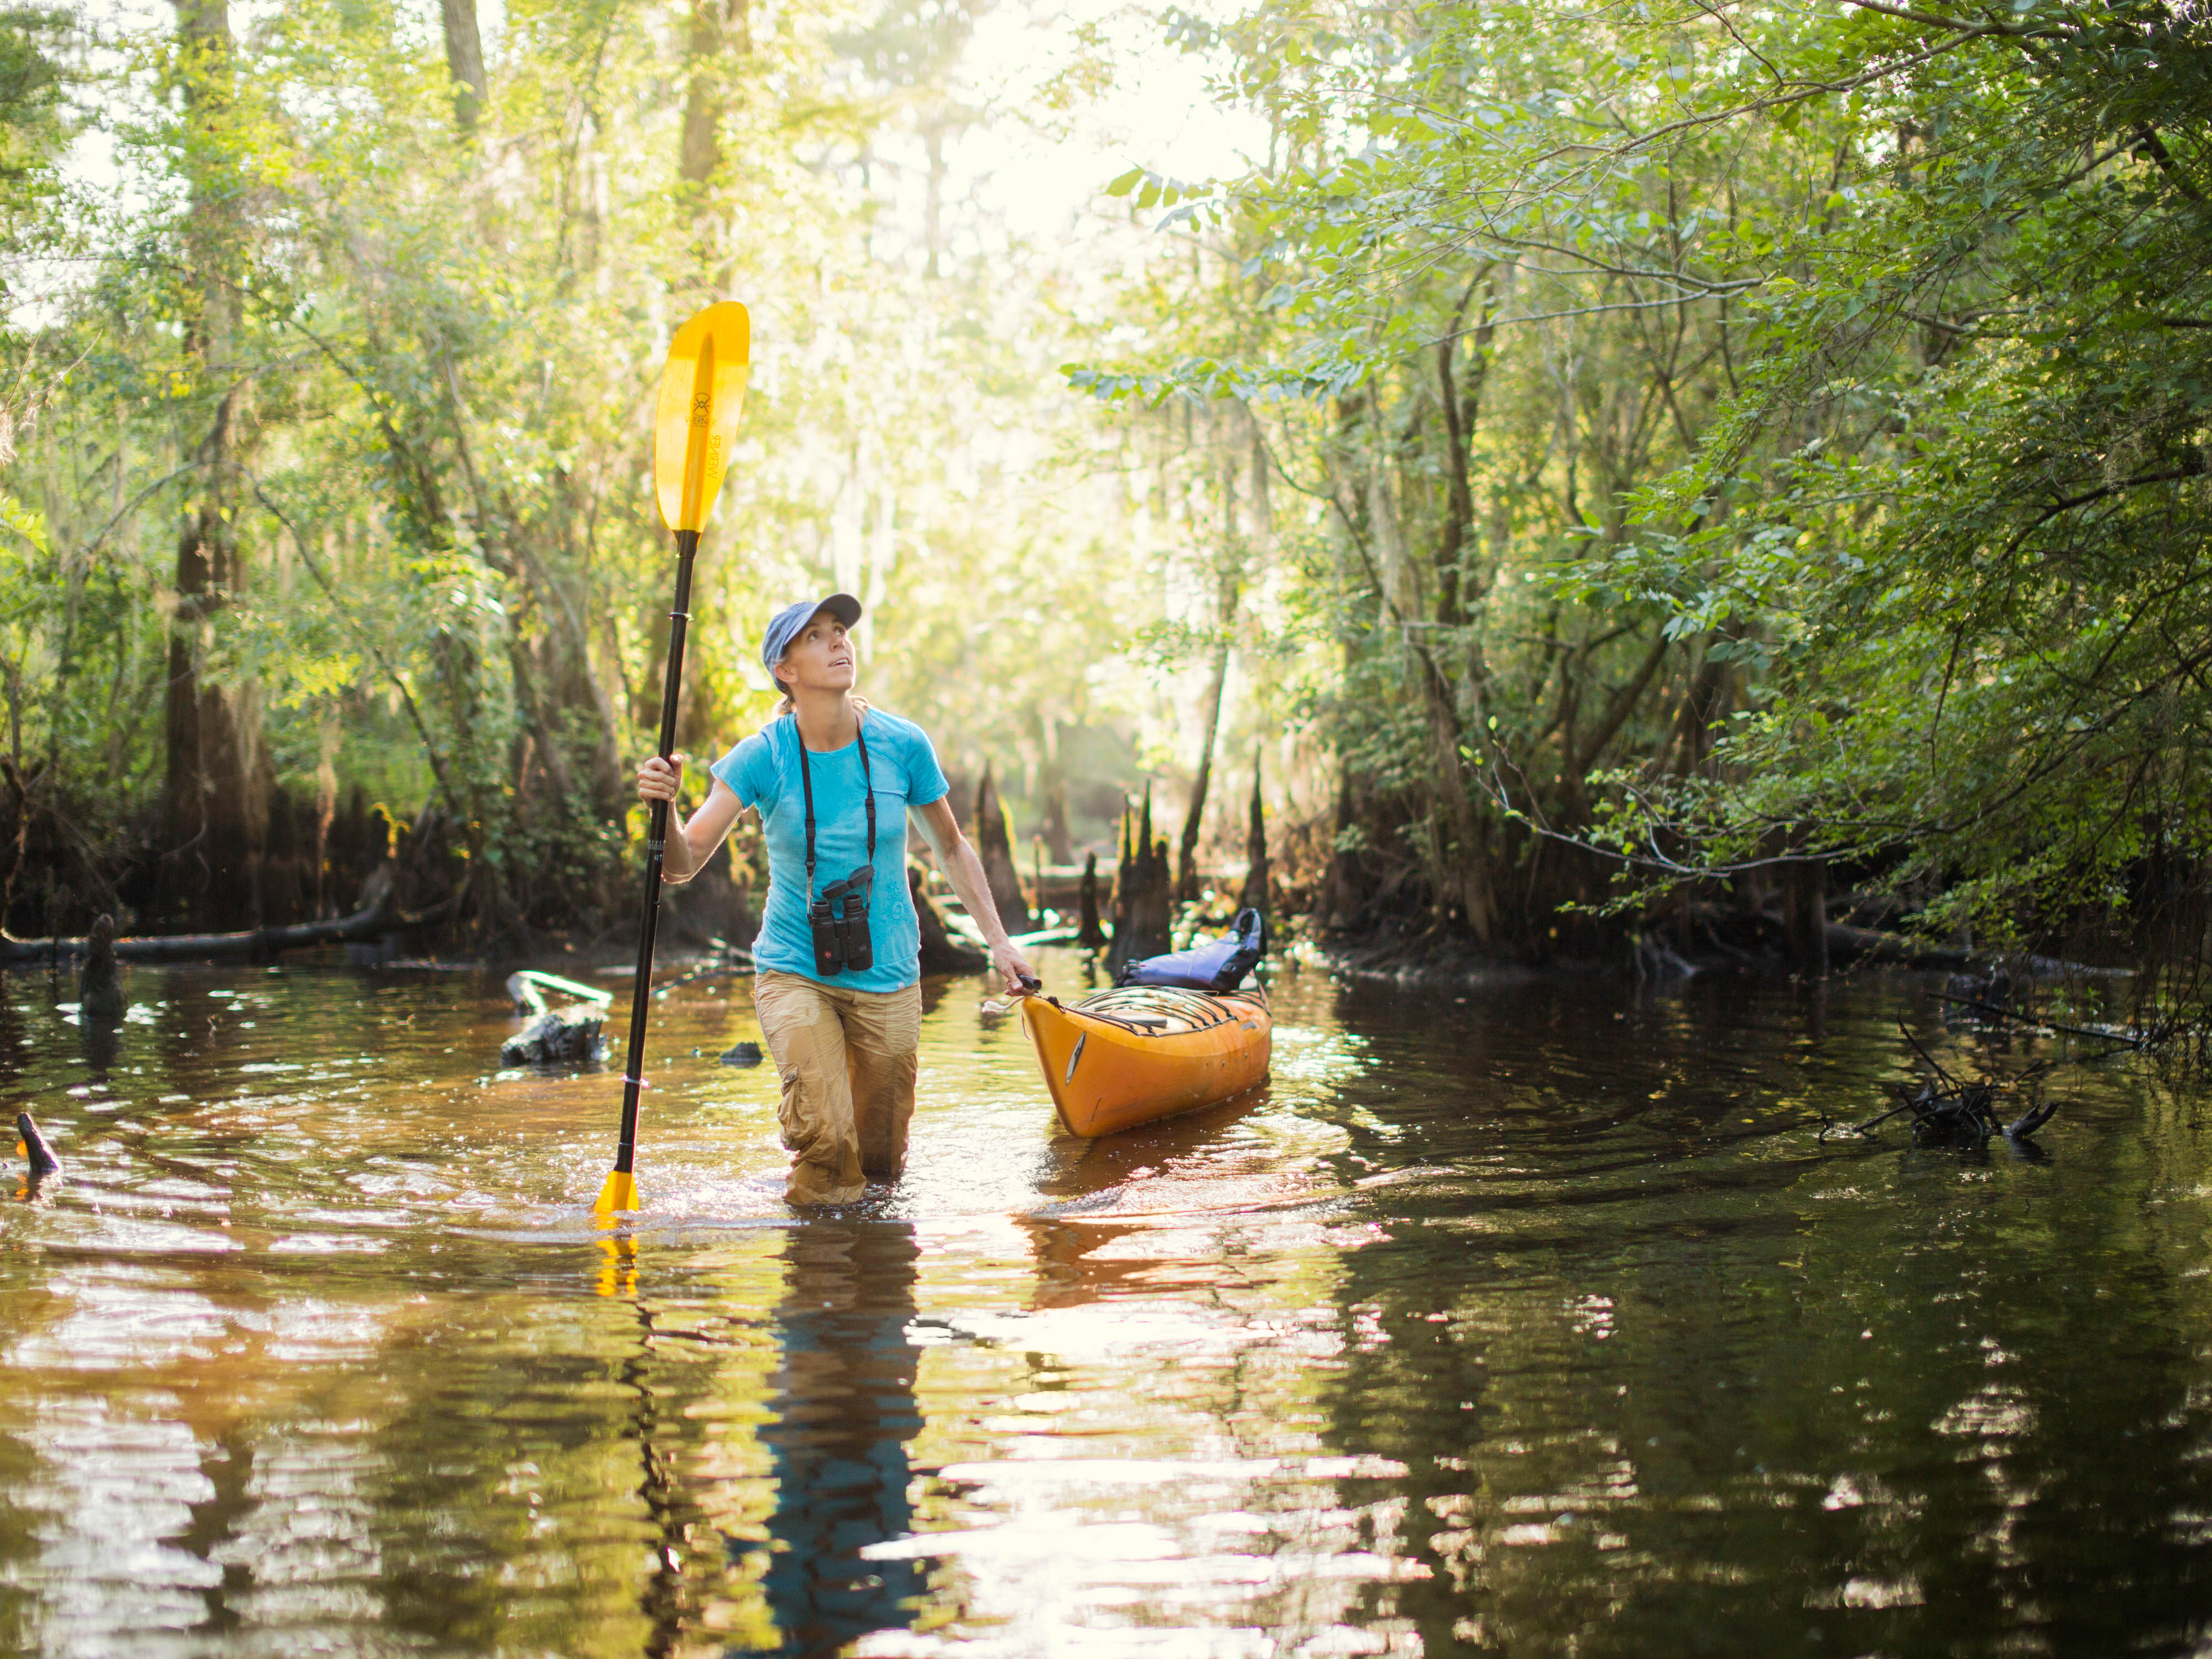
[0,0,2205,966]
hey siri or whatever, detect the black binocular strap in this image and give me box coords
[794,713,875,901]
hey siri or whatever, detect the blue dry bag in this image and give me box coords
[1117,907,1266,992]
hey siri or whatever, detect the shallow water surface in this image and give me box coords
[2,952,2210,1656]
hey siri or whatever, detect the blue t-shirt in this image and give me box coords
[711,709,951,992]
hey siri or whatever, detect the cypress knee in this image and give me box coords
[972,764,1032,933]
[79,915,126,1024]
[1107,801,1135,956]
[1238,754,1269,917]
[911,865,988,974]
[1077,851,1107,948]
[1107,785,1174,972]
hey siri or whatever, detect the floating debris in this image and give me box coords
[506,970,614,1016]
[500,971,613,1065]
[502,1009,606,1066]
[1835,1025,2057,1147]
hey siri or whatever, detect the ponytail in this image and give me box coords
[774,690,870,719]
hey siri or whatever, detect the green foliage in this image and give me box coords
[12,0,2202,954]
[0,0,1152,937]
[1070,0,2212,952]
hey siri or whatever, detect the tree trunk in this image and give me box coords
[1787,858,1830,975]
[1413,649,1495,940]
[163,0,274,930]
[680,0,748,273]
[665,0,750,775]
[1176,644,1229,902]
[922,123,946,279]
[78,915,125,1023]
[439,0,484,132]
[2,891,397,963]
[1433,269,1497,628]
[1135,832,1173,961]
[1320,769,1363,930]
[1667,637,1734,774]
[1177,429,1242,904]
[1041,778,1072,864]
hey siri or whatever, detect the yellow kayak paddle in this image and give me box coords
[596,301,752,1217]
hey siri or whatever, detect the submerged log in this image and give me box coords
[79,915,126,1022]
[911,865,988,974]
[1825,923,2132,980]
[1076,851,1108,948]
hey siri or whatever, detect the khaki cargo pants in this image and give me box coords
[753,969,923,1206]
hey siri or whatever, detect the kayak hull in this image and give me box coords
[1019,985,1271,1137]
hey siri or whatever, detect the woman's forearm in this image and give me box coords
[940,834,1014,950]
[641,773,741,886]
[659,806,701,883]
[909,799,1039,994]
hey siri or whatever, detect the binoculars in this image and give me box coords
[808,864,874,975]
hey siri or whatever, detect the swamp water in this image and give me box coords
[1,952,2210,1657]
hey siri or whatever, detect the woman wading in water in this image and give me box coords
[637,593,1038,1205]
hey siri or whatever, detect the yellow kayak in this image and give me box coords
[1019,985,1272,1137]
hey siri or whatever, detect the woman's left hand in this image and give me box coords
[991,940,1040,995]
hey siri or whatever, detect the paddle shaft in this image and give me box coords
[613,527,701,1177]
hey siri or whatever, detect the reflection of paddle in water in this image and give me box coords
[763,1220,925,1654]
[596,1227,709,1658]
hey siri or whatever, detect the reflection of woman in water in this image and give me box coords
[762,1220,926,1651]
[638,594,1037,1205]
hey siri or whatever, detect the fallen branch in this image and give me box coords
[0,890,421,964]
[1824,921,1980,969]
[1827,922,2135,979]
[1935,993,2153,1050]
[507,969,616,1014]
[649,948,755,1000]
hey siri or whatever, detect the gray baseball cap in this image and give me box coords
[760,593,863,673]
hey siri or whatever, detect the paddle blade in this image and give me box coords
[653,301,752,533]
[593,1167,638,1216]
